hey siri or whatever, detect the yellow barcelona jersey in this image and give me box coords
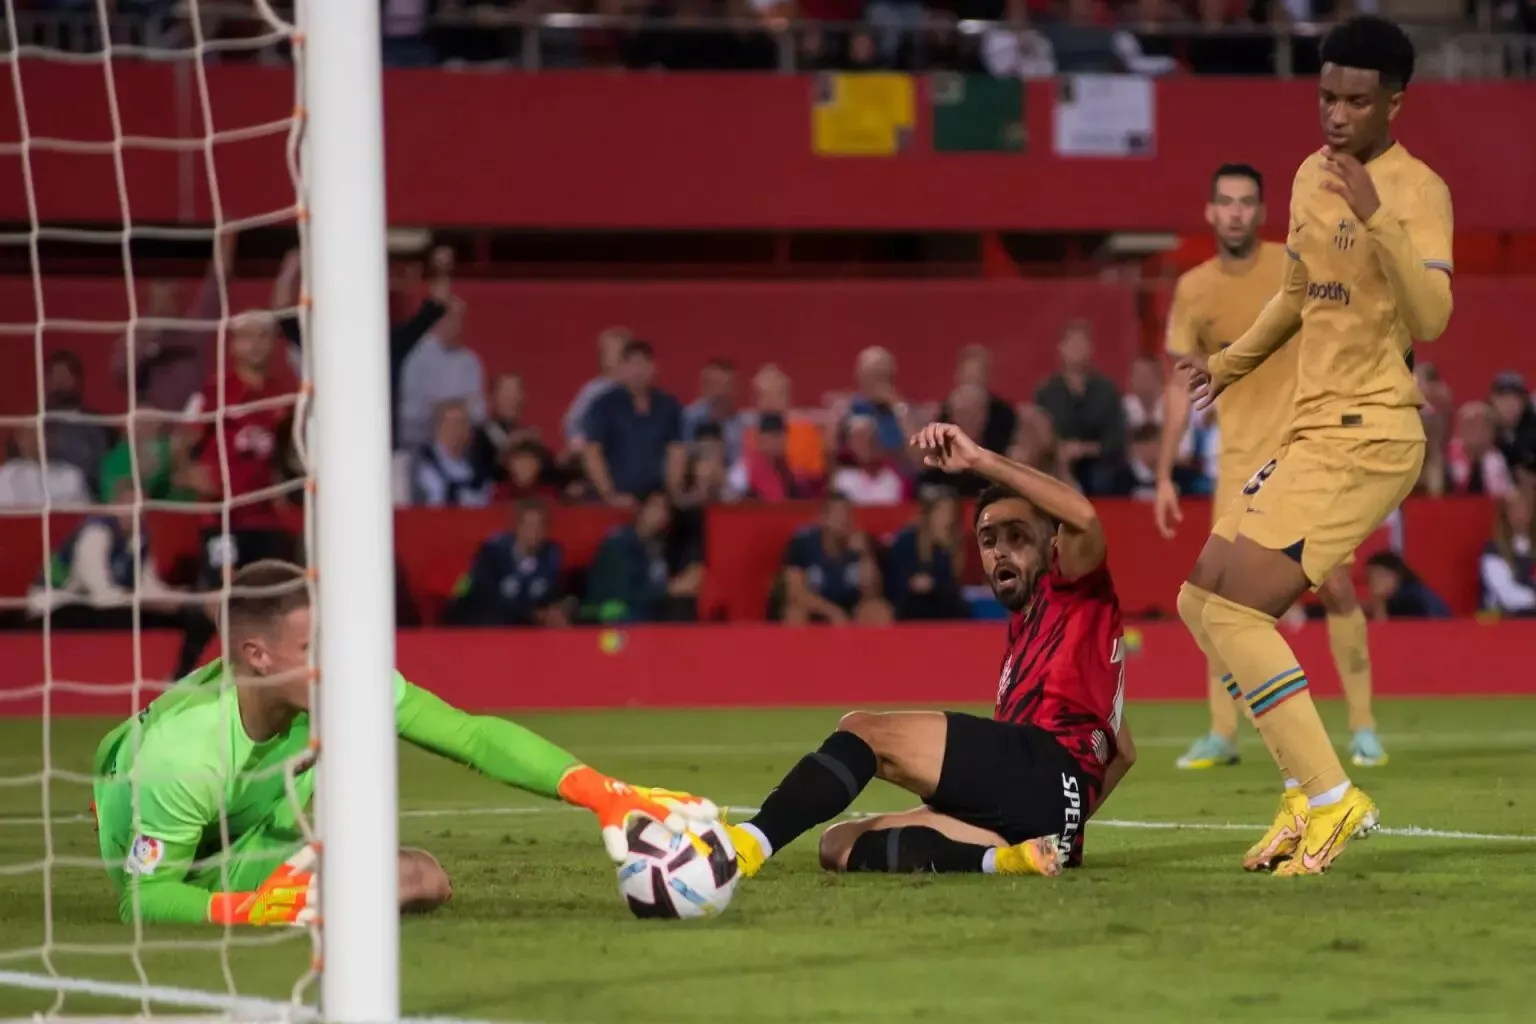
[1284,143,1453,440]
[1165,241,1294,480]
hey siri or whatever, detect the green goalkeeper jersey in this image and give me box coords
[93,660,579,925]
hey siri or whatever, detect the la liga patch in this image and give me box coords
[127,834,164,876]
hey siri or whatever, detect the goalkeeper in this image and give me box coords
[92,559,716,926]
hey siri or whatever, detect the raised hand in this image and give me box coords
[909,422,986,473]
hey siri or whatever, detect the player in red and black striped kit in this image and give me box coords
[721,422,1137,878]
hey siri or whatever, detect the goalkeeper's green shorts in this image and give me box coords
[182,822,306,893]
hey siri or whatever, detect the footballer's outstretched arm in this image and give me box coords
[1204,254,1306,388]
[394,681,716,860]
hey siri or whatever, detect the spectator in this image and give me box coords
[682,359,745,464]
[112,232,234,415]
[1480,489,1536,617]
[774,494,892,625]
[1416,362,1453,495]
[1363,551,1451,621]
[1104,423,1166,500]
[382,0,437,67]
[924,383,994,497]
[42,351,111,490]
[274,244,453,446]
[581,340,686,506]
[184,310,300,576]
[563,327,631,447]
[445,499,567,627]
[495,440,564,503]
[397,297,485,451]
[473,372,537,482]
[884,488,969,621]
[0,426,90,508]
[673,422,730,558]
[846,346,909,457]
[1008,403,1068,481]
[831,415,906,506]
[741,364,826,484]
[728,411,819,501]
[1490,371,1536,476]
[412,400,494,508]
[940,345,1017,455]
[1033,320,1126,495]
[585,491,702,623]
[1446,401,1514,498]
[1122,355,1164,432]
[97,410,198,504]
[25,477,211,679]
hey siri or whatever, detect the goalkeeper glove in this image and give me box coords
[557,766,719,862]
[207,845,318,926]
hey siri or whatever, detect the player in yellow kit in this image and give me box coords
[1157,163,1386,772]
[1175,15,1452,875]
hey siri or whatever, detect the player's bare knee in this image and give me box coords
[398,848,452,913]
[817,821,861,872]
[836,710,878,743]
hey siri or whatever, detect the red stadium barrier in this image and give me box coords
[0,618,1529,717]
[4,69,1536,230]
[0,497,1498,623]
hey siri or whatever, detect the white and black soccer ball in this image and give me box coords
[617,816,738,919]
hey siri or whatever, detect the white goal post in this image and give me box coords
[307,0,401,1020]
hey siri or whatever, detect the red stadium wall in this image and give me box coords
[4,69,1536,231]
[0,619,1529,718]
[2,274,1531,437]
[0,497,1498,624]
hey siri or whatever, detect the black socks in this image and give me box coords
[746,730,877,855]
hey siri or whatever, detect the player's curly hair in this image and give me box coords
[1319,15,1415,92]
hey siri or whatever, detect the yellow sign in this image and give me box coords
[812,74,915,158]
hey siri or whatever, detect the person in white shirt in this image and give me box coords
[397,297,486,451]
[26,478,213,679]
[1481,488,1536,616]
[0,426,90,508]
[831,415,905,506]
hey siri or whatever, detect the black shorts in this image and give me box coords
[927,711,1090,864]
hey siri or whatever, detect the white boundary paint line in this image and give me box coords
[0,969,530,1024]
[2,803,1534,843]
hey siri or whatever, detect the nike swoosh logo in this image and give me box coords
[1300,816,1351,872]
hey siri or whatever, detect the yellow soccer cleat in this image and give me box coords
[1243,787,1308,872]
[718,815,768,879]
[993,835,1063,877]
[1273,787,1379,877]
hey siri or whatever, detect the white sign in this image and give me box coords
[1053,74,1155,158]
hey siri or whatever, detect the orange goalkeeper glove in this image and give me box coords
[207,846,318,926]
[557,766,719,862]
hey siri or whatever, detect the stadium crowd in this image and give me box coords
[13,0,1536,77]
[0,243,1533,634]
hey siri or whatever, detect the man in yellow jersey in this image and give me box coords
[1175,15,1451,875]
[1157,163,1387,773]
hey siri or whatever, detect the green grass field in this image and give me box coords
[0,698,1533,1023]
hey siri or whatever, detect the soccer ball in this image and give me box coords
[617,816,739,919]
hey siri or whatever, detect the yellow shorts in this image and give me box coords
[1212,434,1421,584]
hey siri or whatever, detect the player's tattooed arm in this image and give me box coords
[911,423,1105,579]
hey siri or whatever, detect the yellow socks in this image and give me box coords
[1178,583,1286,776]
[1207,666,1239,740]
[1200,591,1349,798]
[1327,606,1375,732]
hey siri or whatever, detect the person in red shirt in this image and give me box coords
[184,310,300,591]
[720,421,1138,879]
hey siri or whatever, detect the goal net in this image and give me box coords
[0,1,397,1020]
